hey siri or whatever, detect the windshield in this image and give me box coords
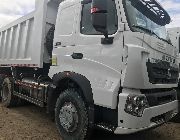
[124,0,169,42]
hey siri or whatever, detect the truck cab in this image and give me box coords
[49,0,179,135]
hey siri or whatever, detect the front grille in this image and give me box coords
[146,59,178,84]
[141,89,177,107]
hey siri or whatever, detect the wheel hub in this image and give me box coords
[59,102,79,132]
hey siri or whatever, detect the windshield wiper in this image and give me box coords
[132,25,152,34]
[132,25,171,44]
[132,25,159,40]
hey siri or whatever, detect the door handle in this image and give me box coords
[55,43,75,48]
[71,53,83,59]
[55,42,61,46]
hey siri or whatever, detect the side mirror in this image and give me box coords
[91,0,114,44]
[91,0,108,38]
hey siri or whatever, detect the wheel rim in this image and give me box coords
[59,102,79,133]
[2,84,9,101]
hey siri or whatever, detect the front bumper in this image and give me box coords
[114,93,178,134]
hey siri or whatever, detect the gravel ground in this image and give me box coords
[0,104,180,140]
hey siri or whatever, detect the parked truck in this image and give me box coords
[168,27,180,106]
[0,0,179,139]
[168,28,180,50]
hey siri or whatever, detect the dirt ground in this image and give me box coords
[0,104,180,140]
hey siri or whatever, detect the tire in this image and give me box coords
[0,88,2,102]
[55,89,91,140]
[1,78,18,107]
[0,87,2,102]
[0,75,5,101]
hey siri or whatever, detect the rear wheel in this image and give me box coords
[0,87,2,102]
[2,78,18,107]
[0,75,5,101]
[55,89,91,140]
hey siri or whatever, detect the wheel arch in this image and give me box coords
[47,72,94,126]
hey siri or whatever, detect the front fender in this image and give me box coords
[52,72,94,105]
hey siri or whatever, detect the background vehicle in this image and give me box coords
[168,27,180,109]
[0,0,179,139]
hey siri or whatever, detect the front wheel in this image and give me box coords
[55,89,91,140]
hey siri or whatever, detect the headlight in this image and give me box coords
[124,95,149,117]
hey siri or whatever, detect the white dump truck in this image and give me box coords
[0,0,179,139]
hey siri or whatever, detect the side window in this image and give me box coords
[57,6,75,35]
[81,0,118,35]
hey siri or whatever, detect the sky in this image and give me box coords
[157,0,180,28]
[0,0,179,28]
[0,0,35,27]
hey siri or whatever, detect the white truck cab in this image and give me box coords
[0,0,179,139]
[51,0,179,133]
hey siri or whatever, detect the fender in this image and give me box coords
[53,72,93,104]
[47,72,94,127]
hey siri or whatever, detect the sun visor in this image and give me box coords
[130,0,171,26]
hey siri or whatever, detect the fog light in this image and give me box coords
[124,95,149,117]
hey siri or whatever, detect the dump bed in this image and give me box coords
[0,0,59,68]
